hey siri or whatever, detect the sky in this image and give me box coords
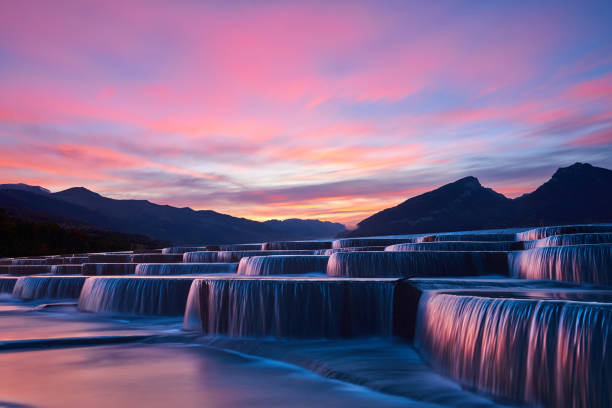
[0,0,611,227]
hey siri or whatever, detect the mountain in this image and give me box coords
[0,186,345,245]
[350,176,515,237]
[0,183,51,195]
[264,218,348,238]
[347,162,612,237]
[515,162,612,225]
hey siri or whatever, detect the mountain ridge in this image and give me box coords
[0,185,346,245]
[347,162,612,237]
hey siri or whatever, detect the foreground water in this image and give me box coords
[0,298,506,408]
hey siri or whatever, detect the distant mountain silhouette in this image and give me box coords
[347,163,612,237]
[0,183,50,195]
[0,186,345,245]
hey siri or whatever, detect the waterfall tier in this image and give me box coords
[327,251,508,278]
[50,264,83,275]
[517,224,612,241]
[332,237,417,249]
[0,277,17,293]
[183,251,219,263]
[12,276,87,299]
[415,292,611,407]
[2,265,51,275]
[11,258,64,265]
[87,254,133,263]
[386,241,523,252]
[216,250,315,263]
[129,253,183,263]
[528,233,612,248]
[78,277,195,315]
[135,263,238,275]
[81,263,137,276]
[418,233,517,242]
[314,246,386,255]
[161,246,207,254]
[262,241,332,250]
[509,244,612,285]
[237,256,329,276]
[183,277,397,338]
[218,244,262,251]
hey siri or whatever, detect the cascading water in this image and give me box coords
[508,244,612,285]
[237,255,329,276]
[417,233,518,243]
[65,256,89,264]
[11,258,64,265]
[12,276,87,299]
[327,251,508,278]
[517,224,612,241]
[313,246,386,255]
[219,243,262,251]
[135,263,238,275]
[386,241,524,252]
[215,250,315,263]
[4,265,51,275]
[415,292,611,407]
[332,237,417,249]
[81,263,137,276]
[87,254,133,263]
[78,277,195,315]
[161,246,207,254]
[0,277,17,293]
[50,264,83,275]
[130,254,184,263]
[529,233,612,248]
[262,241,332,250]
[183,277,396,338]
[183,251,219,263]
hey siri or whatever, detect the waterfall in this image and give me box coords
[183,278,396,338]
[417,233,518,243]
[11,258,64,265]
[509,244,612,285]
[219,244,262,251]
[517,224,612,241]
[215,250,315,263]
[0,277,17,293]
[236,256,329,276]
[129,253,183,263]
[81,263,137,276]
[332,237,417,249]
[161,246,207,254]
[386,241,524,252]
[135,263,238,275]
[327,251,508,278]
[415,293,611,407]
[262,241,332,250]
[78,277,194,315]
[65,256,89,264]
[529,233,612,248]
[12,276,87,299]
[183,251,219,263]
[50,264,83,275]
[87,254,133,263]
[5,265,51,275]
[314,246,386,255]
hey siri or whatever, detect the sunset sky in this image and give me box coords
[1,0,610,226]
